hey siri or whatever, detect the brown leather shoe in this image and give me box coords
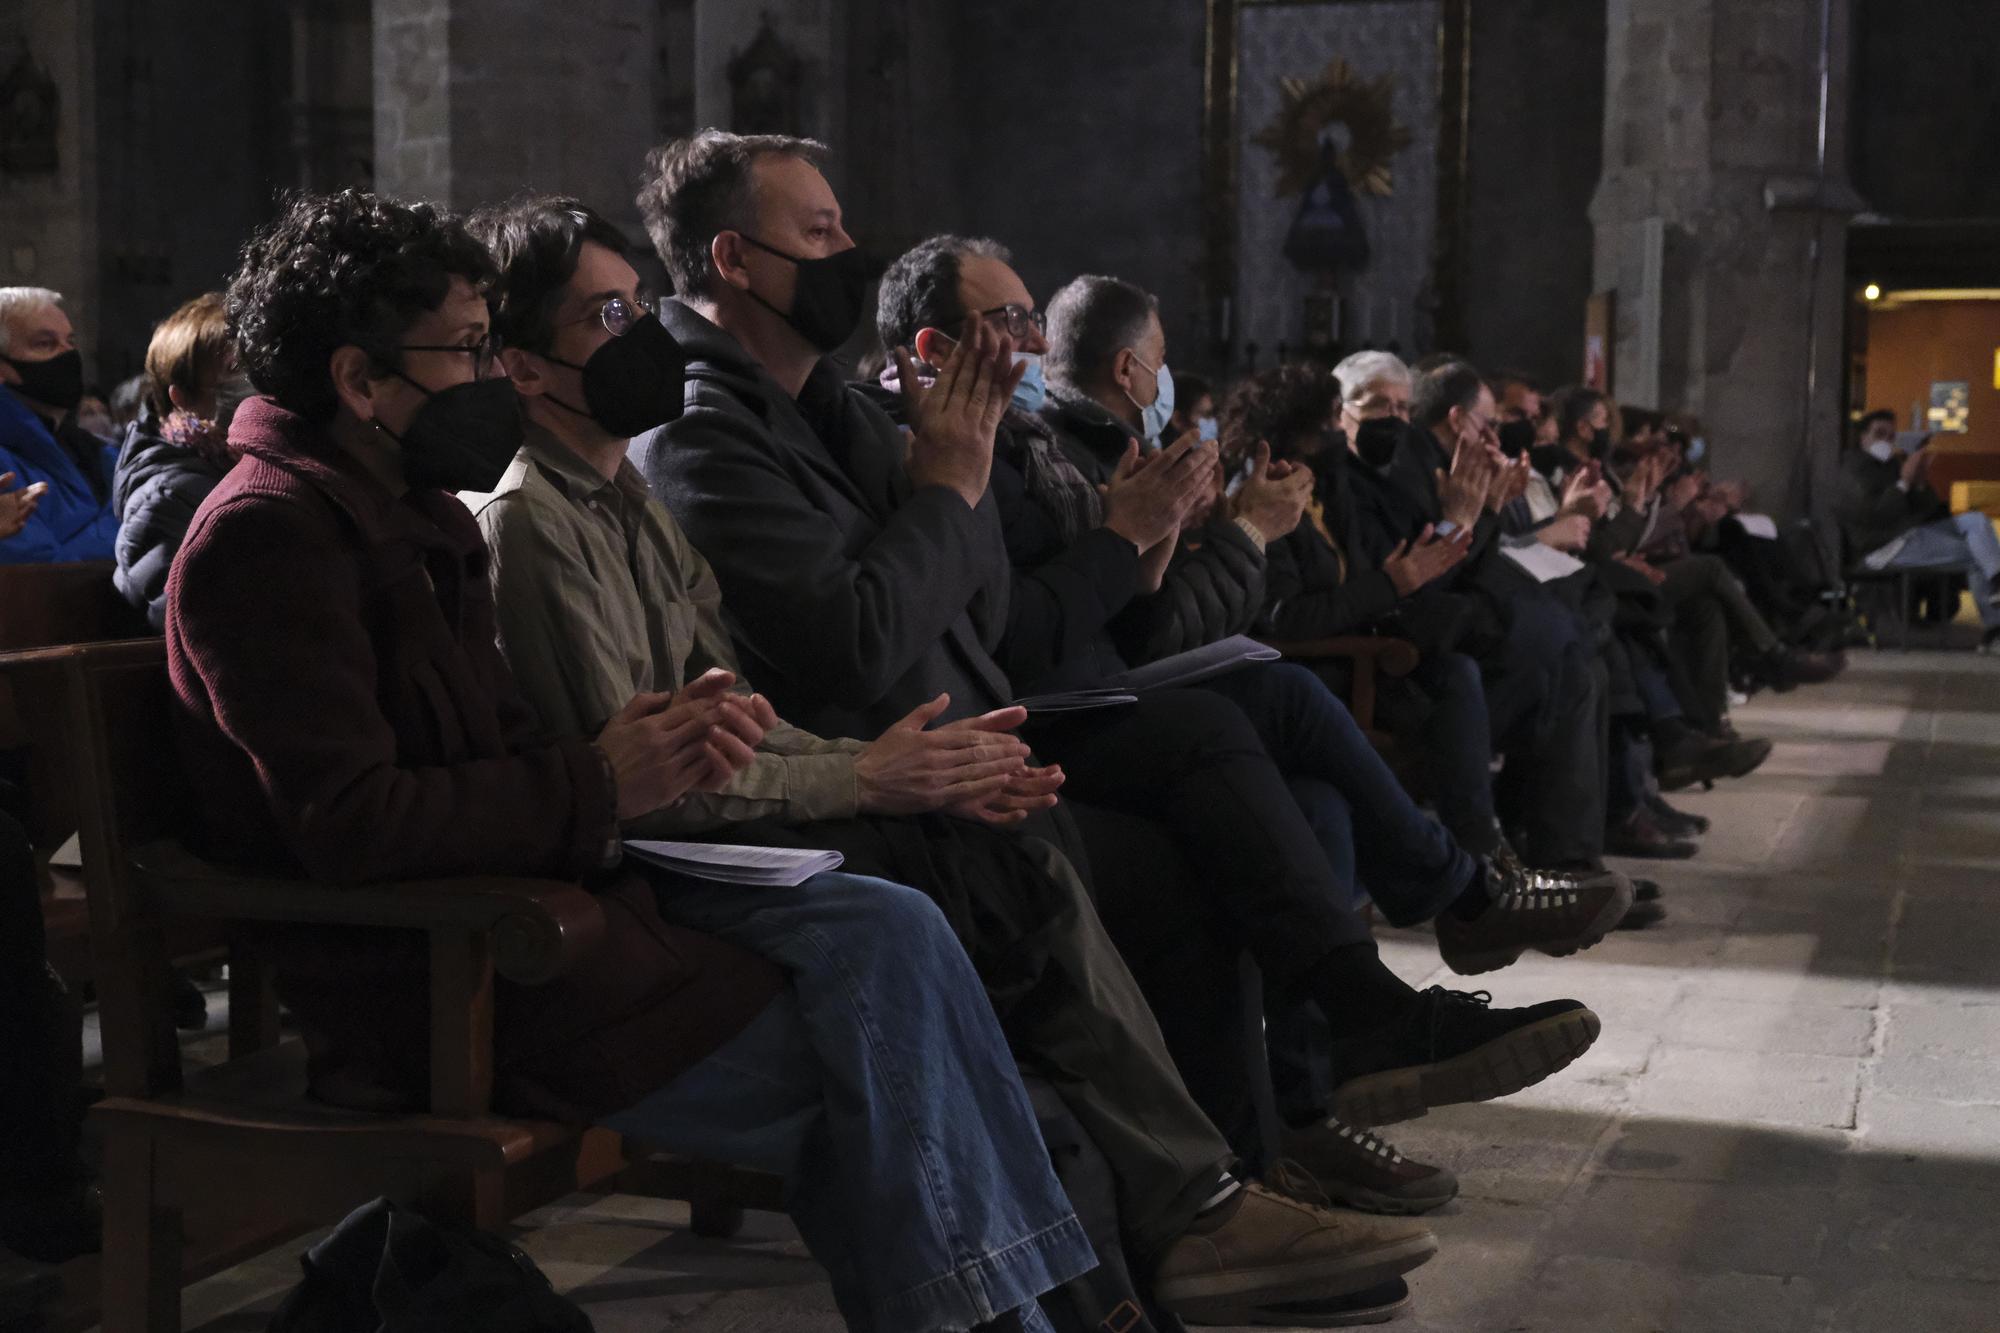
[1152,1182,1437,1324]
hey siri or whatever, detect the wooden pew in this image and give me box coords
[46,640,775,1333]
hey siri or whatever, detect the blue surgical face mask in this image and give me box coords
[1197,415,1219,443]
[1686,436,1707,464]
[1125,353,1175,443]
[1010,352,1047,414]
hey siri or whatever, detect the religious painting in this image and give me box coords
[0,41,60,177]
[729,19,806,137]
[1203,0,1469,371]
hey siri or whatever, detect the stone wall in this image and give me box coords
[1592,0,1856,524]
[0,1,99,383]
[373,0,660,246]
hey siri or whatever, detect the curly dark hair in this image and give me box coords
[1218,362,1341,463]
[225,189,497,424]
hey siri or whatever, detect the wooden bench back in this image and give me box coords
[63,639,198,1098]
[0,560,145,652]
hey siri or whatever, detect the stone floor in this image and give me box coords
[148,648,2000,1333]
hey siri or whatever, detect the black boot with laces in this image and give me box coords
[1327,987,1600,1128]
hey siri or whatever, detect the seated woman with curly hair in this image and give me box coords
[166,188,1092,1333]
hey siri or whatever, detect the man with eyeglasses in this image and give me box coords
[475,184,1453,1326]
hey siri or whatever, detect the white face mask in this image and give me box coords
[1864,438,1894,464]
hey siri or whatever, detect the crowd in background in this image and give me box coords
[4,126,1999,1330]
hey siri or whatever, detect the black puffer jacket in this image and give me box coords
[112,403,229,630]
[1038,389,1266,671]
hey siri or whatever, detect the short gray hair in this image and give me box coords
[1333,349,1410,406]
[1044,275,1159,392]
[0,287,64,356]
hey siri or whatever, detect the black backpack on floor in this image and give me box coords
[267,1197,591,1333]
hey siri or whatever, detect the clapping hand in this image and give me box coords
[0,472,47,542]
[1383,523,1473,595]
[896,317,1024,509]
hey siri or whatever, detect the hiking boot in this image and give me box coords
[1233,1277,1412,1327]
[1435,852,1634,975]
[1274,1122,1460,1216]
[1645,792,1709,836]
[1657,731,1770,791]
[1327,988,1600,1128]
[1758,646,1846,691]
[1605,807,1698,860]
[1152,1183,1436,1323]
[1615,899,1668,930]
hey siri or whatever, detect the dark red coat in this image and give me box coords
[166,397,778,1120]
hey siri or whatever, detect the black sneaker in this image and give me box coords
[1630,877,1663,903]
[1645,792,1709,836]
[1327,988,1601,1128]
[1615,899,1669,930]
[1273,1122,1460,1216]
[1435,852,1633,975]
[1605,808,1698,860]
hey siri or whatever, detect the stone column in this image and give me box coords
[1591,0,1861,524]
[372,0,659,239]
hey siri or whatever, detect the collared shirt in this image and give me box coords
[469,423,865,836]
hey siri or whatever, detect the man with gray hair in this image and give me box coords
[0,286,119,563]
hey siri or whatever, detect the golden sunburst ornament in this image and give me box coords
[1252,57,1413,199]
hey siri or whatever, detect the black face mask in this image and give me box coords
[545,313,690,438]
[1588,427,1611,460]
[1352,415,1403,470]
[736,234,882,353]
[3,347,85,412]
[1497,417,1538,460]
[379,375,524,493]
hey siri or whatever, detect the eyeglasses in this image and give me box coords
[980,303,1046,340]
[562,294,653,339]
[397,337,501,379]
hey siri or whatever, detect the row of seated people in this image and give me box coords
[0,126,1894,1329]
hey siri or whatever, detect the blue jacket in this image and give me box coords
[0,385,120,564]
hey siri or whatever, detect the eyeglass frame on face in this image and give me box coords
[557,294,653,340]
[393,335,503,381]
[979,303,1046,340]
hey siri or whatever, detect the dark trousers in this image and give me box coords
[984,835,1234,1255]
[1059,801,1268,1160]
[1028,688,1369,996]
[0,809,84,1195]
[1482,594,1609,865]
[1375,652,1503,858]
[1198,662,1476,927]
[1660,553,1781,722]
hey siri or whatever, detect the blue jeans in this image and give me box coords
[1879,513,2000,629]
[600,870,1094,1333]
[1200,662,1477,928]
